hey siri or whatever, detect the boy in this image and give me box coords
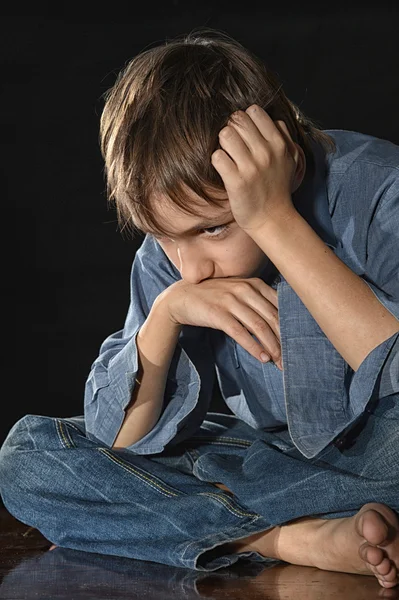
[1,28,398,588]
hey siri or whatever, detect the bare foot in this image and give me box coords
[302,503,398,589]
[228,502,398,590]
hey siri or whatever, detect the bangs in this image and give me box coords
[100,30,337,239]
[121,91,230,237]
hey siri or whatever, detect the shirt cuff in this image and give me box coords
[349,331,399,415]
[93,330,203,454]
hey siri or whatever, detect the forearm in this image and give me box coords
[251,208,399,371]
[112,297,183,448]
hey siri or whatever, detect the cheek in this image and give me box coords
[239,243,269,275]
[231,239,264,264]
[158,242,178,265]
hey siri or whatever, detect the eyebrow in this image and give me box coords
[142,211,232,237]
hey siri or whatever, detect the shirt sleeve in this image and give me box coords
[348,175,399,410]
[83,234,215,454]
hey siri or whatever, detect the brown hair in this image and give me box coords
[99,28,336,238]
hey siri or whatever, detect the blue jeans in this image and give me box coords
[0,396,398,571]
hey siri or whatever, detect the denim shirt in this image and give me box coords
[84,129,399,459]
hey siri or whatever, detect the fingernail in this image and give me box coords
[260,352,270,362]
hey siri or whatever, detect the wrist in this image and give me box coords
[152,288,183,329]
[247,205,299,241]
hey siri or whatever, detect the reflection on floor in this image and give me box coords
[0,507,395,599]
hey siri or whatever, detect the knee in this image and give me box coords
[0,415,55,512]
[2,413,46,449]
[0,415,49,482]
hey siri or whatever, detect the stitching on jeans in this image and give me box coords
[199,492,258,518]
[179,514,264,563]
[98,448,182,498]
[192,436,252,444]
[55,420,75,449]
[188,437,252,447]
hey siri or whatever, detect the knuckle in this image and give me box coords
[230,110,244,123]
[252,317,269,332]
[233,281,252,294]
[220,290,236,305]
[230,175,247,190]
[272,345,282,360]
[245,164,259,180]
[270,310,280,327]
[251,341,262,355]
[208,304,220,319]
[275,137,287,152]
[260,151,272,166]
[270,344,282,362]
[220,126,233,138]
[211,149,224,161]
[228,323,245,339]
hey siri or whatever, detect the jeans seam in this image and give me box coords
[55,420,76,449]
[98,448,183,498]
[188,437,252,448]
[179,514,266,564]
[198,492,259,518]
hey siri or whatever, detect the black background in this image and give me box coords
[4,4,399,447]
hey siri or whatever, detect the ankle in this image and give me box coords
[276,517,326,567]
[228,526,281,557]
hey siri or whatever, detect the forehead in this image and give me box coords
[137,189,231,237]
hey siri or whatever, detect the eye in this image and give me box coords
[152,223,232,242]
[202,224,231,238]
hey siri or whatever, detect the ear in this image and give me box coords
[291,143,306,194]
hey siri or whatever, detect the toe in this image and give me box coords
[379,579,398,590]
[359,541,385,567]
[382,565,398,584]
[376,563,398,588]
[357,509,389,546]
[377,557,395,577]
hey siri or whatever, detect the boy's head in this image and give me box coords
[100,28,336,239]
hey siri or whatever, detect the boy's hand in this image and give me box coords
[211,105,299,234]
[158,277,282,370]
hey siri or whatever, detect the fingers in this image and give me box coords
[226,109,272,157]
[275,120,299,161]
[226,297,282,367]
[245,278,280,336]
[170,276,283,369]
[215,125,255,172]
[244,294,281,342]
[221,312,282,369]
[244,105,284,145]
[215,281,281,366]
[217,279,282,366]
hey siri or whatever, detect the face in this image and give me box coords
[141,190,271,284]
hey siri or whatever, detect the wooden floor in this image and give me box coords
[0,507,396,599]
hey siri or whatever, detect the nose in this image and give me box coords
[177,244,215,284]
